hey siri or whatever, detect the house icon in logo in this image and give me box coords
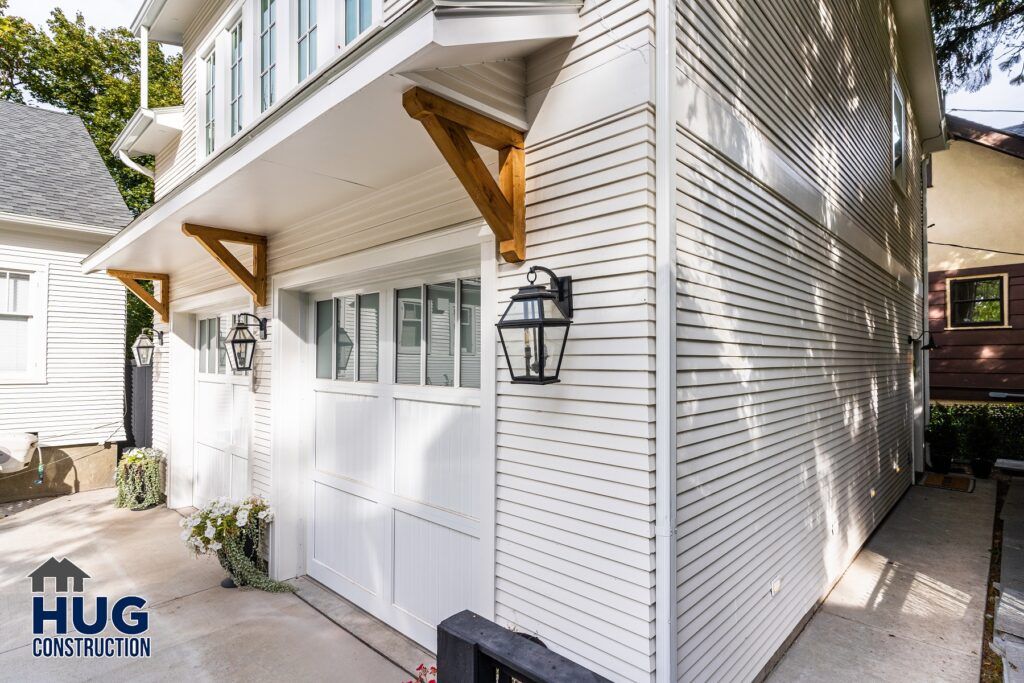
[28,557,90,593]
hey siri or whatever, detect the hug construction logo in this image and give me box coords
[28,557,151,658]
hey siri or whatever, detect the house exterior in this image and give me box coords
[84,0,944,680]
[0,101,132,504]
[926,116,1024,403]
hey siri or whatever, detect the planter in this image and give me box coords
[972,458,994,479]
[114,448,165,511]
[929,451,953,474]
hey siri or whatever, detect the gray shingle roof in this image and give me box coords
[0,100,133,228]
[1005,122,1024,138]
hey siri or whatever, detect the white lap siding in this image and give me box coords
[673,0,925,679]
[0,232,125,446]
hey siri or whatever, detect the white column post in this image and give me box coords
[140,24,149,109]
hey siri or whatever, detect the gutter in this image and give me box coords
[654,0,677,678]
[118,149,155,179]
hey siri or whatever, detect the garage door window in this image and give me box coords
[396,278,480,388]
[315,292,380,382]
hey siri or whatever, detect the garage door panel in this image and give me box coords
[392,510,478,627]
[197,381,232,448]
[315,391,384,488]
[231,384,251,457]
[394,398,481,519]
[313,481,385,596]
[194,442,230,507]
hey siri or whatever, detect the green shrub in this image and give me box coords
[928,403,1024,462]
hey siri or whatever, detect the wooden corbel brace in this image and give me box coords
[182,224,268,306]
[107,270,170,323]
[403,87,526,262]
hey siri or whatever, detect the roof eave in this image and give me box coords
[893,0,947,154]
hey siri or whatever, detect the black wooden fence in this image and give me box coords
[125,361,153,448]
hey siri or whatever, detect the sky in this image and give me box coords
[7,1,1024,131]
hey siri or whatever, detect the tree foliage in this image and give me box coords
[0,4,182,353]
[933,0,1024,91]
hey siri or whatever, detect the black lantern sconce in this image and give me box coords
[132,328,163,367]
[496,266,573,385]
[906,331,938,351]
[225,313,268,373]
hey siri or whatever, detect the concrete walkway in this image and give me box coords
[770,481,996,683]
[0,488,411,682]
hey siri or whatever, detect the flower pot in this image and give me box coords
[972,458,994,479]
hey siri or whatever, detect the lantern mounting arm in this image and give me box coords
[236,312,268,340]
[528,265,573,319]
[140,327,164,345]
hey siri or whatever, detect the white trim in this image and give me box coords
[0,211,120,239]
[0,260,48,385]
[654,0,677,677]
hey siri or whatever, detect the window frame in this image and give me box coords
[259,0,277,112]
[0,262,48,384]
[945,273,1011,330]
[296,0,318,83]
[203,50,217,155]
[229,20,244,136]
[891,75,907,189]
[396,277,480,389]
[315,289,381,383]
[343,0,374,45]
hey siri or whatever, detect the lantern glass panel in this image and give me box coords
[133,335,154,367]
[226,324,257,372]
[500,292,566,325]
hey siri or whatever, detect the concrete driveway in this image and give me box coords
[0,488,410,682]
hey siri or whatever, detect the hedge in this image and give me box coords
[928,403,1024,462]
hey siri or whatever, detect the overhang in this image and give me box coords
[111,106,184,158]
[131,0,207,44]
[893,0,947,154]
[84,2,580,276]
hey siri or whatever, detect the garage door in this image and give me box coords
[194,313,251,507]
[309,276,483,649]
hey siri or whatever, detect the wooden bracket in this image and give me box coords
[107,270,170,323]
[403,87,526,262]
[182,224,268,306]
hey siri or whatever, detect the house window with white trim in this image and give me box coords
[229,21,243,136]
[344,0,371,44]
[204,52,216,155]
[297,0,317,82]
[260,0,277,111]
[0,268,44,380]
[891,76,906,185]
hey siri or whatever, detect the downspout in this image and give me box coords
[118,149,155,179]
[654,0,677,678]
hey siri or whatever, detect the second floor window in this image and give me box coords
[260,0,277,111]
[344,0,371,44]
[297,0,317,82]
[204,53,216,154]
[230,22,243,136]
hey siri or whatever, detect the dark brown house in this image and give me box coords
[927,116,1024,402]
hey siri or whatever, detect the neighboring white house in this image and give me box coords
[0,101,132,502]
[85,0,945,680]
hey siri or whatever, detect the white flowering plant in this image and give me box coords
[180,496,291,592]
[115,448,165,510]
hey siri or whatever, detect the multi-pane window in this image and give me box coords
[892,77,906,183]
[260,0,277,111]
[229,22,243,136]
[344,0,372,44]
[297,0,318,82]
[204,53,216,154]
[396,278,480,388]
[198,315,237,374]
[314,292,380,381]
[0,270,31,374]
[948,276,1006,328]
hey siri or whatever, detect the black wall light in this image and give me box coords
[496,266,573,384]
[132,328,163,367]
[225,313,267,372]
[907,331,938,351]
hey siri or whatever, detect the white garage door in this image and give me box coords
[194,313,251,508]
[309,276,483,650]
